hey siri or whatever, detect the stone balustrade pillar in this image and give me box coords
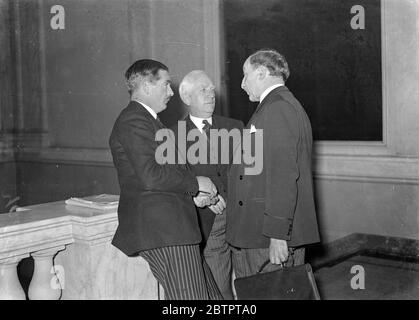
[0,197,159,299]
[28,246,65,300]
[0,255,29,300]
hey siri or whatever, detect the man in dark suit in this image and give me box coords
[109,59,222,299]
[172,70,243,299]
[226,49,320,279]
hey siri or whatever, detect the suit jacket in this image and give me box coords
[109,101,201,256]
[226,86,320,248]
[171,115,244,244]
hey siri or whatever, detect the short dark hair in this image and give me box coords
[125,59,169,95]
[248,49,290,81]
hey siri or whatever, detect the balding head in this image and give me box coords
[241,49,288,102]
[179,70,216,118]
[248,49,290,81]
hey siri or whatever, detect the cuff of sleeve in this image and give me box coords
[262,213,293,241]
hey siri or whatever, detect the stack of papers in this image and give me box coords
[65,194,119,210]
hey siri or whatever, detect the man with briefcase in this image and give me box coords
[226,49,321,299]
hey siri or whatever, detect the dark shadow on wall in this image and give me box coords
[223,0,382,141]
[15,162,120,207]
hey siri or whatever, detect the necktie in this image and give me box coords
[202,119,212,164]
[202,119,211,135]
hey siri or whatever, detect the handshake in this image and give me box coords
[193,176,226,215]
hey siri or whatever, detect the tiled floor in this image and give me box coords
[314,254,419,300]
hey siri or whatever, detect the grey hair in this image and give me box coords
[248,49,290,81]
[179,70,208,104]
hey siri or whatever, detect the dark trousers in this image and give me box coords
[139,244,222,300]
[231,246,305,279]
[203,213,234,300]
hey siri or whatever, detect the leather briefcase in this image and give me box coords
[234,262,321,300]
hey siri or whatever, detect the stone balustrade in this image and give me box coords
[0,197,161,299]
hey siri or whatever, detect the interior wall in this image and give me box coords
[16,162,119,205]
[43,0,135,148]
[5,0,222,206]
[148,0,205,125]
[315,179,419,242]
[2,0,418,244]
[0,0,17,213]
[0,161,17,212]
[314,0,419,242]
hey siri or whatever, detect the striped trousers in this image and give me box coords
[139,244,223,300]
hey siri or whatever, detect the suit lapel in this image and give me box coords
[176,116,197,168]
[234,87,289,166]
[185,115,199,149]
[211,115,218,130]
[185,115,197,134]
[247,86,289,127]
[210,116,222,170]
[130,100,163,131]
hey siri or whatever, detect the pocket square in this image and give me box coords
[250,124,257,133]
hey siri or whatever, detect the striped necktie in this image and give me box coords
[202,119,211,135]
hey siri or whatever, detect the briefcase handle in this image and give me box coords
[258,260,314,274]
[257,255,313,274]
[258,247,299,273]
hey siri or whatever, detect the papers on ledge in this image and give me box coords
[65,194,119,210]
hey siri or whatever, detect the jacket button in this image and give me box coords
[217,172,221,177]
[239,201,243,206]
[239,175,243,180]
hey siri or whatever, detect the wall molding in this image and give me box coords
[11,145,419,185]
[17,147,113,167]
[314,141,392,156]
[314,154,419,184]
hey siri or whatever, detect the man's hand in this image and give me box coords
[269,238,288,265]
[196,176,217,197]
[208,194,226,215]
[194,192,217,208]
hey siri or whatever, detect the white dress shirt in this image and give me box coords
[189,115,213,133]
[260,83,284,103]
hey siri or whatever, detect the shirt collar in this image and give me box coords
[132,99,158,119]
[260,83,284,103]
[189,115,213,133]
